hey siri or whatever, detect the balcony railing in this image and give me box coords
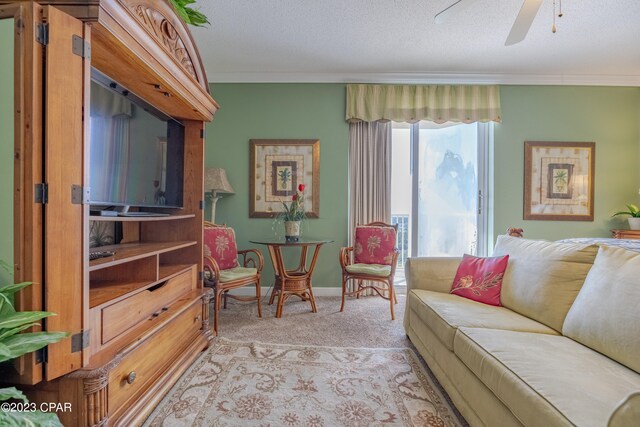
[391,214,409,268]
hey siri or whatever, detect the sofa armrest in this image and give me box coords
[404,257,461,294]
[608,392,640,427]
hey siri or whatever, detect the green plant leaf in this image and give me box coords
[0,331,69,363]
[0,260,12,276]
[0,311,54,330]
[0,322,40,341]
[0,387,28,403]
[1,281,33,297]
[0,410,64,427]
[612,211,632,217]
[0,342,12,360]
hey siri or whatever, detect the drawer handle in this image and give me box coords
[194,315,201,322]
[126,371,137,384]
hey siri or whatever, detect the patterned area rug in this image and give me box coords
[144,338,462,426]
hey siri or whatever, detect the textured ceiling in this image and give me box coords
[190,0,640,85]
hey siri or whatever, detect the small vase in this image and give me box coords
[628,217,640,230]
[284,220,301,242]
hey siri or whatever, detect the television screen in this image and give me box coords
[88,70,184,208]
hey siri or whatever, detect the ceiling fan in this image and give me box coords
[435,0,562,46]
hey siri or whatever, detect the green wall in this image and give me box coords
[206,83,640,287]
[495,86,640,241]
[206,84,349,288]
[0,18,14,284]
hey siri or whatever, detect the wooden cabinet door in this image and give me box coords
[43,4,86,381]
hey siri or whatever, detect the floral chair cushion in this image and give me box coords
[353,225,397,266]
[204,226,239,271]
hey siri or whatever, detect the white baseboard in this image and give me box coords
[225,286,342,297]
[223,285,407,297]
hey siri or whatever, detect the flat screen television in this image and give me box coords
[89,69,184,209]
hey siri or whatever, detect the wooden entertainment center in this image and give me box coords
[1,0,218,425]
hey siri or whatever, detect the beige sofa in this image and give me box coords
[404,235,640,427]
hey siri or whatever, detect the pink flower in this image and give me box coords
[298,183,306,192]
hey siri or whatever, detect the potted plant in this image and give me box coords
[0,261,68,426]
[281,184,306,242]
[612,202,640,230]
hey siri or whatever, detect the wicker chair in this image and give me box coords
[339,221,399,320]
[203,222,263,334]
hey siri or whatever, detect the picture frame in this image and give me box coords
[524,141,595,221]
[249,139,320,218]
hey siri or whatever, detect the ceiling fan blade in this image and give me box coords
[434,0,479,24]
[505,0,543,46]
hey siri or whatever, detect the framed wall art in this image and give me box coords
[524,141,595,221]
[249,139,320,218]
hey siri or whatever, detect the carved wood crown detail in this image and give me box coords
[129,4,197,79]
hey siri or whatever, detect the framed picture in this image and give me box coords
[524,141,595,221]
[249,139,320,218]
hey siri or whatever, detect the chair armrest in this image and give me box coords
[204,255,221,284]
[238,249,264,272]
[405,257,461,294]
[339,247,354,269]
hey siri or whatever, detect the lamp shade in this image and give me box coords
[205,168,235,195]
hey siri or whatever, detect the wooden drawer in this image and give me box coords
[101,267,196,344]
[108,298,203,413]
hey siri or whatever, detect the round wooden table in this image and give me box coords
[250,239,332,318]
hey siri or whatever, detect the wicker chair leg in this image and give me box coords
[340,276,347,312]
[256,280,262,318]
[389,281,395,320]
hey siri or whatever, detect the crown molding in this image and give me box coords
[207,72,640,87]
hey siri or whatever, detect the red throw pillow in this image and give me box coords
[450,254,509,306]
[204,226,239,270]
[354,226,397,265]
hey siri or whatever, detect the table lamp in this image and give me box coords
[205,168,235,223]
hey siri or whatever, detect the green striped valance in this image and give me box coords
[346,84,501,124]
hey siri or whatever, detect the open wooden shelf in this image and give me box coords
[89,213,195,222]
[90,264,194,308]
[89,241,197,271]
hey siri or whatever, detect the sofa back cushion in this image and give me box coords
[563,245,640,374]
[493,235,598,332]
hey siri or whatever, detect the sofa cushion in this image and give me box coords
[563,245,640,374]
[493,235,599,332]
[451,254,509,306]
[204,226,239,270]
[408,290,557,351]
[454,328,640,427]
[219,267,258,283]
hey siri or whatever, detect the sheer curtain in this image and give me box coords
[348,121,392,293]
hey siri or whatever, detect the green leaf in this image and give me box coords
[0,281,32,296]
[627,204,639,214]
[612,211,632,217]
[0,322,40,341]
[0,342,12,360]
[0,260,12,276]
[0,410,64,427]
[0,331,69,363]
[0,387,28,403]
[0,311,54,330]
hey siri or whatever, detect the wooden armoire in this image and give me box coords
[1,0,218,425]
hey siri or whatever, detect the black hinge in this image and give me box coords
[200,128,205,139]
[34,183,48,204]
[35,346,47,364]
[71,34,91,59]
[198,271,204,281]
[71,330,90,353]
[36,23,48,45]
[199,200,204,210]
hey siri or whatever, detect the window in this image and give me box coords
[392,121,491,259]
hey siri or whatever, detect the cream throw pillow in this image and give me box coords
[493,235,598,331]
[563,245,640,374]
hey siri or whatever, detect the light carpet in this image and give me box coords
[144,295,466,426]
